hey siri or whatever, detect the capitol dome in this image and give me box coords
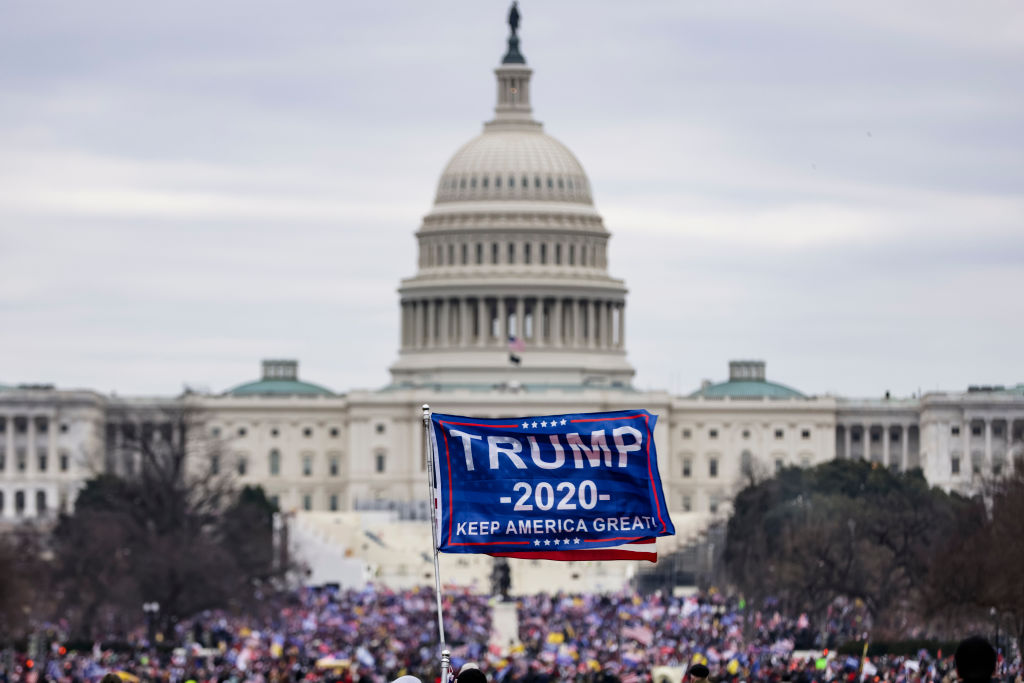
[389,5,634,389]
[435,131,593,205]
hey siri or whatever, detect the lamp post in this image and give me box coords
[143,602,160,646]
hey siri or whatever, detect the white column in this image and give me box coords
[439,299,449,347]
[901,424,909,470]
[984,418,993,471]
[460,298,470,346]
[552,298,562,347]
[572,299,581,347]
[883,424,891,468]
[415,301,425,348]
[604,301,612,347]
[616,302,625,348]
[497,297,508,342]
[589,300,598,348]
[477,298,487,346]
[515,297,525,340]
[962,417,971,472]
[422,300,432,347]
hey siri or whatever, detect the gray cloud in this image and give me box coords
[1,1,1021,397]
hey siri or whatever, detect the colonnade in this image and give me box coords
[400,296,625,351]
[0,413,58,518]
[836,423,919,470]
[953,416,1023,474]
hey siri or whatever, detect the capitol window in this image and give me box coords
[448,244,454,264]
[801,429,811,439]
[476,243,483,264]
[460,178,466,189]
[330,427,339,437]
[709,458,718,478]
[303,427,313,437]
[547,177,553,189]
[496,176,502,188]
[709,429,718,439]
[302,455,312,476]
[492,243,499,264]
[540,243,547,264]
[774,429,784,439]
[508,242,515,263]
[375,452,386,473]
[534,176,541,188]
[237,427,247,437]
[951,457,960,475]
[303,495,312,511]
[742,430,750,439]
[524,243,531,264]
[269,449,280,476]
[682,458,692,477]
[59,452,69,472]
[461,243,468,265]
[329,456,339,476]
[237,456,247,476]
[555,243,562,264]
[482,176,489,188]
[522,176,528,188]
[951,425,960,436]
[508,176,514,188]
[471,177,477,188]
[558,178,564,189]
[329,494,339,511]
[682,429,691,439]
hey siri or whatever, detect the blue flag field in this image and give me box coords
[428,409,675,561]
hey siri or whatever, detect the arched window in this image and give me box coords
[540,243,547,264]
[15,490,25,515]
[508,242,515,263]
[447,244,454,265]
[492,243,499,263]
[524,243,531,264]
[482,176,489,188]
[476,243,483,264]
[470,177,477,188]
[555,243,562,264]
[495,176,501,188]
[269,449,280,476]
[461,243,468,265]
[36,490,46,514]
[547,177,553,189]
[522,176,528,188]
[569,244,576,265]
[534,176,541,188]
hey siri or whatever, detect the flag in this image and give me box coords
[508,335,526,352]
[428,410,675,562]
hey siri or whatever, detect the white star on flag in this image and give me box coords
[553,539,560,545]
[563,538,570,545]
[522,422,529,428]
[544,539,550,546]
[534,540,541,546]
[531,421,538,427]
[560,418,567,425]
[573,538,580,544]
[541,420,547,427]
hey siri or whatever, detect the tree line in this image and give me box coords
[724,458,1024,656]
[0,407,291,643]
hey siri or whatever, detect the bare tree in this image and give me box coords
[51,402,284,639]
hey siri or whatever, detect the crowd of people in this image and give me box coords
[2,587,1019,683]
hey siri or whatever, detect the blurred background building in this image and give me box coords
[1,9,1021,592]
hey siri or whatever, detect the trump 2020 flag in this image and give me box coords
[428,409,675,562]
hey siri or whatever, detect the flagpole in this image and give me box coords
[422,403,450,683]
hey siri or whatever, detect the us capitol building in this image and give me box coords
[2,8,1022,588]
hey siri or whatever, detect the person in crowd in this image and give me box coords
[955,636,997,683]
[689,663,711,683]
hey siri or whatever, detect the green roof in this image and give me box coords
[226,379,334,397]
[690,379,805,400]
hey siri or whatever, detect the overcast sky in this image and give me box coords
[1,1,1022,398]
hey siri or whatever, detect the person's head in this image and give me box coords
[457,669,487,683]
[101,675,123,683]
[954,636,996,683]
[690,663,711,682]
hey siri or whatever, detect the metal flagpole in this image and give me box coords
[421,404,451,683]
